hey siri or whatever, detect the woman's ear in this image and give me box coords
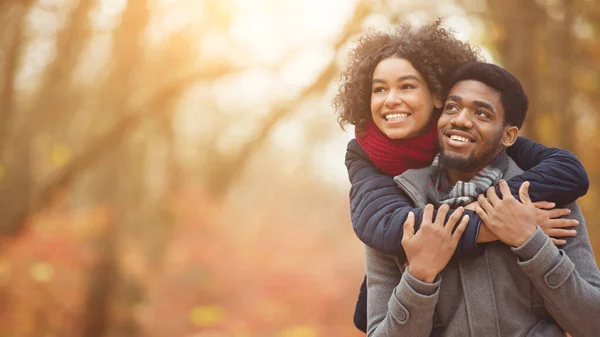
[501,126,519,147]
[434,96,443,109]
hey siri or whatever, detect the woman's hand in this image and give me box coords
[402,204,469,283]
[533,201,578,245]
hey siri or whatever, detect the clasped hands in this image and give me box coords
[470,180,578,246]
[402,180,578,283]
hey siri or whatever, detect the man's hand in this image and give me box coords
[534,201,578,246]
[465,201,498,243]
[402,204,469,283]
[475,180,537,247]
[464,201,478,211]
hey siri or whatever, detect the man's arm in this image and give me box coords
[513,207,600,337]
[365,247,439,337]
[366,205,468,336]
[346,139,481,257]
[476,182,600,336]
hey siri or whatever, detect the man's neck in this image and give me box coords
[445,168,480,185]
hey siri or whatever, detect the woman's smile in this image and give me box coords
[370,57,441,140]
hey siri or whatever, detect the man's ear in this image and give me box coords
[434,96,443,109]
[501,125,519,147]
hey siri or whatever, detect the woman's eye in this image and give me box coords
[400,84,416,90]
[373,87,386,93]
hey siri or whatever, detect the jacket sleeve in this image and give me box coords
[505,137,589,206]
[346,139,481,258]
[365,245,439,337]
[512,203,600,336]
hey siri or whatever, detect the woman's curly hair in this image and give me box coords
[334,19,482,131]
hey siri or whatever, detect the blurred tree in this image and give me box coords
[474,0,600,252]
[0,0,36,237]
[0,0,597,336]
[80,0,149,335]
[202,1,373,199]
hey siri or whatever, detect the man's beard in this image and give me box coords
[440,133,503,172]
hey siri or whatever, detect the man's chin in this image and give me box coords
[441,153,475,171]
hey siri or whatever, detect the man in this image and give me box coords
[366,62,600,336]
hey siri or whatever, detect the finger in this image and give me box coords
[546,228,577,238]
[464,201,478,211]
[423,204,434,226]
[478,194,494,214]
[551,238,567,246]
[519,181,532,205]
[435,204,450,226]
[451,214,469,245]
[475,206,489,224]
[402,212,415,243]
[444,207,464,233]
[498,179,513,200]
[547,218,579,228]
[486,186,501,206]
[533,201,556,210]
[545,207,571,220]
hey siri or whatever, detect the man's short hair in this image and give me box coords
[443,62,528,129]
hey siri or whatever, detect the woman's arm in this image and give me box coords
[347,136,588,256]
[346,139,481,257]
[505,136,589,205]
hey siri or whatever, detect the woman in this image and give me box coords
[333,20,587,333]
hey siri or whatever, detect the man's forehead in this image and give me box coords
[447,80,502,106]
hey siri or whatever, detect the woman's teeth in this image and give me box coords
[385,113,409,121]
[450,135,472,143]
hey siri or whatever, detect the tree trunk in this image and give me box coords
[485,0,545,141]
[80,0,150,335]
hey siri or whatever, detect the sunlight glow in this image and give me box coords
[91,0,127,31]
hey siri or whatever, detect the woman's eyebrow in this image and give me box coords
[372,75,421,84]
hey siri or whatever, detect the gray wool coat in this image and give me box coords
[365,158,600,337]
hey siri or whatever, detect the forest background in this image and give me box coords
[0,0,598,336]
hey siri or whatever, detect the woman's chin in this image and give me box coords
[383,128,412,140]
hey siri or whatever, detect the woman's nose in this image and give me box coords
[384,90,402,108]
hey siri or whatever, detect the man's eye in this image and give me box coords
[444,104,458,112]
[475,110,489,118]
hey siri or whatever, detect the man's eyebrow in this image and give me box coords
[446,95,496,114]
[473,100,496,114]
[372,75,421,84]
[447,95,462,102]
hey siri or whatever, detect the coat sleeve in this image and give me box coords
[512,203,600,336]
[505,137,589,206]
[346,139,481,258]
[365,246,440,337]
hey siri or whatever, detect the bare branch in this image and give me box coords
[206,1,374,197]
[0,0,35,156]
[6,1,374,231]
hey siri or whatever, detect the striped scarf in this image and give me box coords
[426,151,509,207]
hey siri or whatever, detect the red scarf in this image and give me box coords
[355,119,439,176]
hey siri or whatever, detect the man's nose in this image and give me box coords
[450,109,474,128]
